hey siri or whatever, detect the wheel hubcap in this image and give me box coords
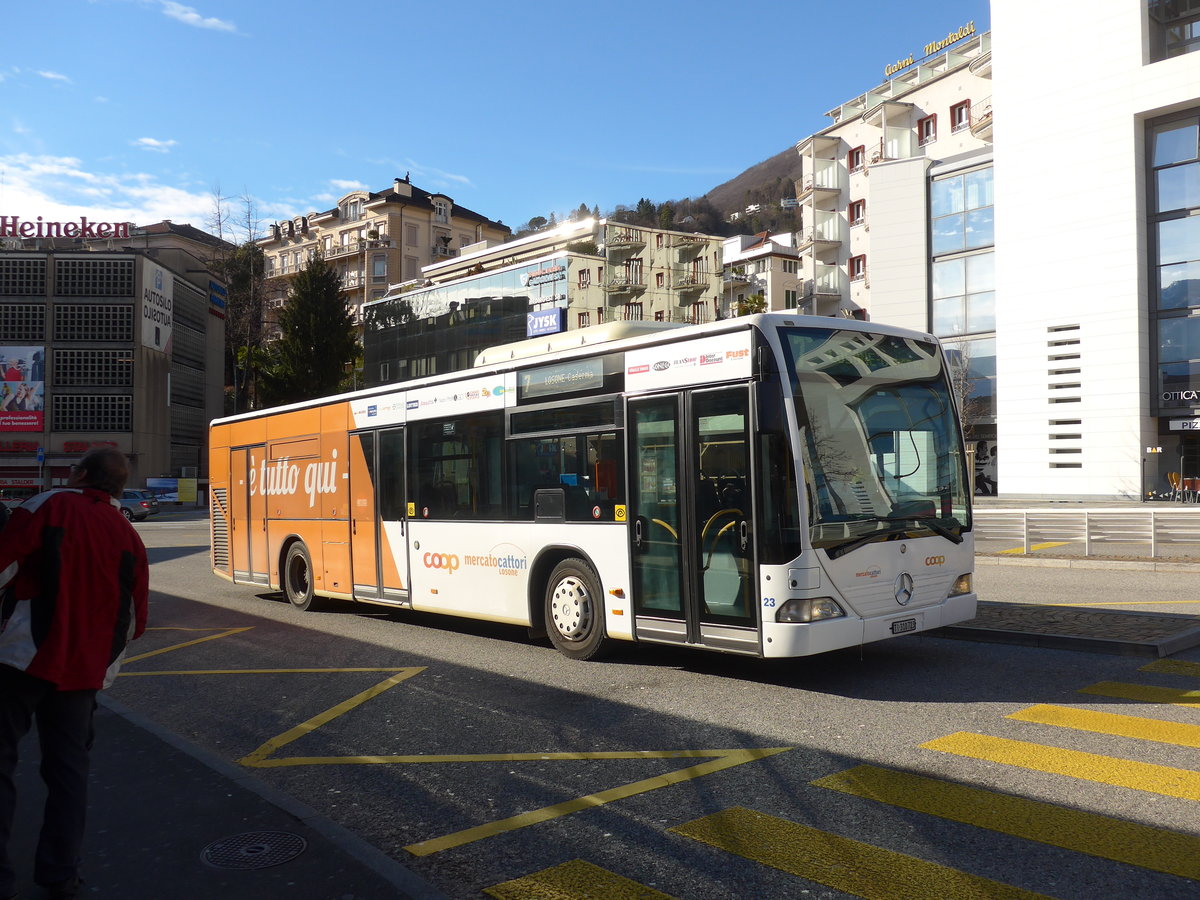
[550,576,591,640]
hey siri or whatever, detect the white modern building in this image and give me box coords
[791,3,1200,499]
[992,1,1200,499]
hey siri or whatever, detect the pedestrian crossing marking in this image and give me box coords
[1142,659,1200,678]
[813,764,1200,881]
[1078,681,1200,709]
[670,807,1051,899]
[1008,704,1200,749]
[922,732,1200,801]
[485,859,677,900]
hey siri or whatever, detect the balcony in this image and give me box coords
[970,97,993,141]
[325,238,393,261]
[669,234,708,256]
[602,274,647,294]
[432,244,456,259]
[606,229,646,251]
[670,272,709,292]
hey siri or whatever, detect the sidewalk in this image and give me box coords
[8,699,445,900]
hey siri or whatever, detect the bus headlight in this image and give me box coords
[776,597,846,624]
[950,574,972,596]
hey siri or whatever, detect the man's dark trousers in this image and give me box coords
[0,664,97,895]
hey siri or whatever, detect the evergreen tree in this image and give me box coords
[258,253,359,407]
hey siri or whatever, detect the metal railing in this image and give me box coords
[974,508,1200,556]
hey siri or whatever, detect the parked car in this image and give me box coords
[119,489,160,521]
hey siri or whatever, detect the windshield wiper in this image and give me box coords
[821,515,963,560]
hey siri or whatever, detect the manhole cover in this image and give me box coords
[202,831,307,869]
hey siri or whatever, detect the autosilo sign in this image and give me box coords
[142,261,174,353]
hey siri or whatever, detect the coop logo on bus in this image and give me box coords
[248,451,339,509]
[925,555,946,566]
[423,552,460,573]
[464,543,528,577]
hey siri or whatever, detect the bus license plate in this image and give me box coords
[890,618,917,635]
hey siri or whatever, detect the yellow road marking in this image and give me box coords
[813,764,1200,881]
[119,667,420,677]
[1038,600,1200,608]
[997,541,1068,555]
[239,669,425,766]
[671,807,1050,900]
[1143,658,1200,678]
[1078,681,1200,709]
[404,748,790,857]
[922,732,1200,801]
[1009,704,1200,749]
[485,859,677,900]
[123,626,253,663]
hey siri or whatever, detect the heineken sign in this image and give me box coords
[0,216,131,240]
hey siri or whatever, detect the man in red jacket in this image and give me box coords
[0,448,149,900]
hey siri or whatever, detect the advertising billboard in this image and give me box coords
[0,345,45,432]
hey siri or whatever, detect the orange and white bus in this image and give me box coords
[209,312,976,660]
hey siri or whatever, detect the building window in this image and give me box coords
[623,302,644,321]
[849,255,867,282]
[1149,0,1200,61]
[433,199,449,223]
[1153,114,1200,312]
[54,349,133,386]
[54,259,135,297]
[1152,109,1200,407]
[654,310,665,321]
[932,253,995,336]
[931,166,994,254]
[578,311,591,327]
[943,336,997,421]
[785,289,799,309]
[0,304,46,342]
[372,255,387,282]
[782,259,799,275]
[918,114,938,147]
[404,256,418,281]
[951,100,971,133]
[849,200,866,227]
[53,304,134,342]
[656,272,665,288]
[0,258,47,295]
[405,224,418,247]
[848,145,866,173]
[52,394,132,431]
[578,270,591,289]
[596,307,605,324]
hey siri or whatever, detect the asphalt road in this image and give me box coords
[120,515,1200,899]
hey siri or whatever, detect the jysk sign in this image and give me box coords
[527,307,564,338]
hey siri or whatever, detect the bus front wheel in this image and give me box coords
[283,542,320,611]
[545,559,608,661]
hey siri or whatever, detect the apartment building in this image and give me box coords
[256,176,510,333]
[721,232,806,313]
[363,218,724,385]
[0,220,226,493]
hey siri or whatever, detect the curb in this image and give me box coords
[976,554,1200,573]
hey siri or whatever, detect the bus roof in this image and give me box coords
[210,313,936,427]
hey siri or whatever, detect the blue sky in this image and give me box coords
[1,0,990,242]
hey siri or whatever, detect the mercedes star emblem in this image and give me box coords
[894,572,914,606]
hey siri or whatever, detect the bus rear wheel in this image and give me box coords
[545,559,608,660]
[283,542,320,611]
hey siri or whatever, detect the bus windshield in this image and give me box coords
[777,325,971,559]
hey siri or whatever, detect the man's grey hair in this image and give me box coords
[74,447,130,498]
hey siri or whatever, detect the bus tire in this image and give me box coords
[545,558,608,661]
[283,542,320,611]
